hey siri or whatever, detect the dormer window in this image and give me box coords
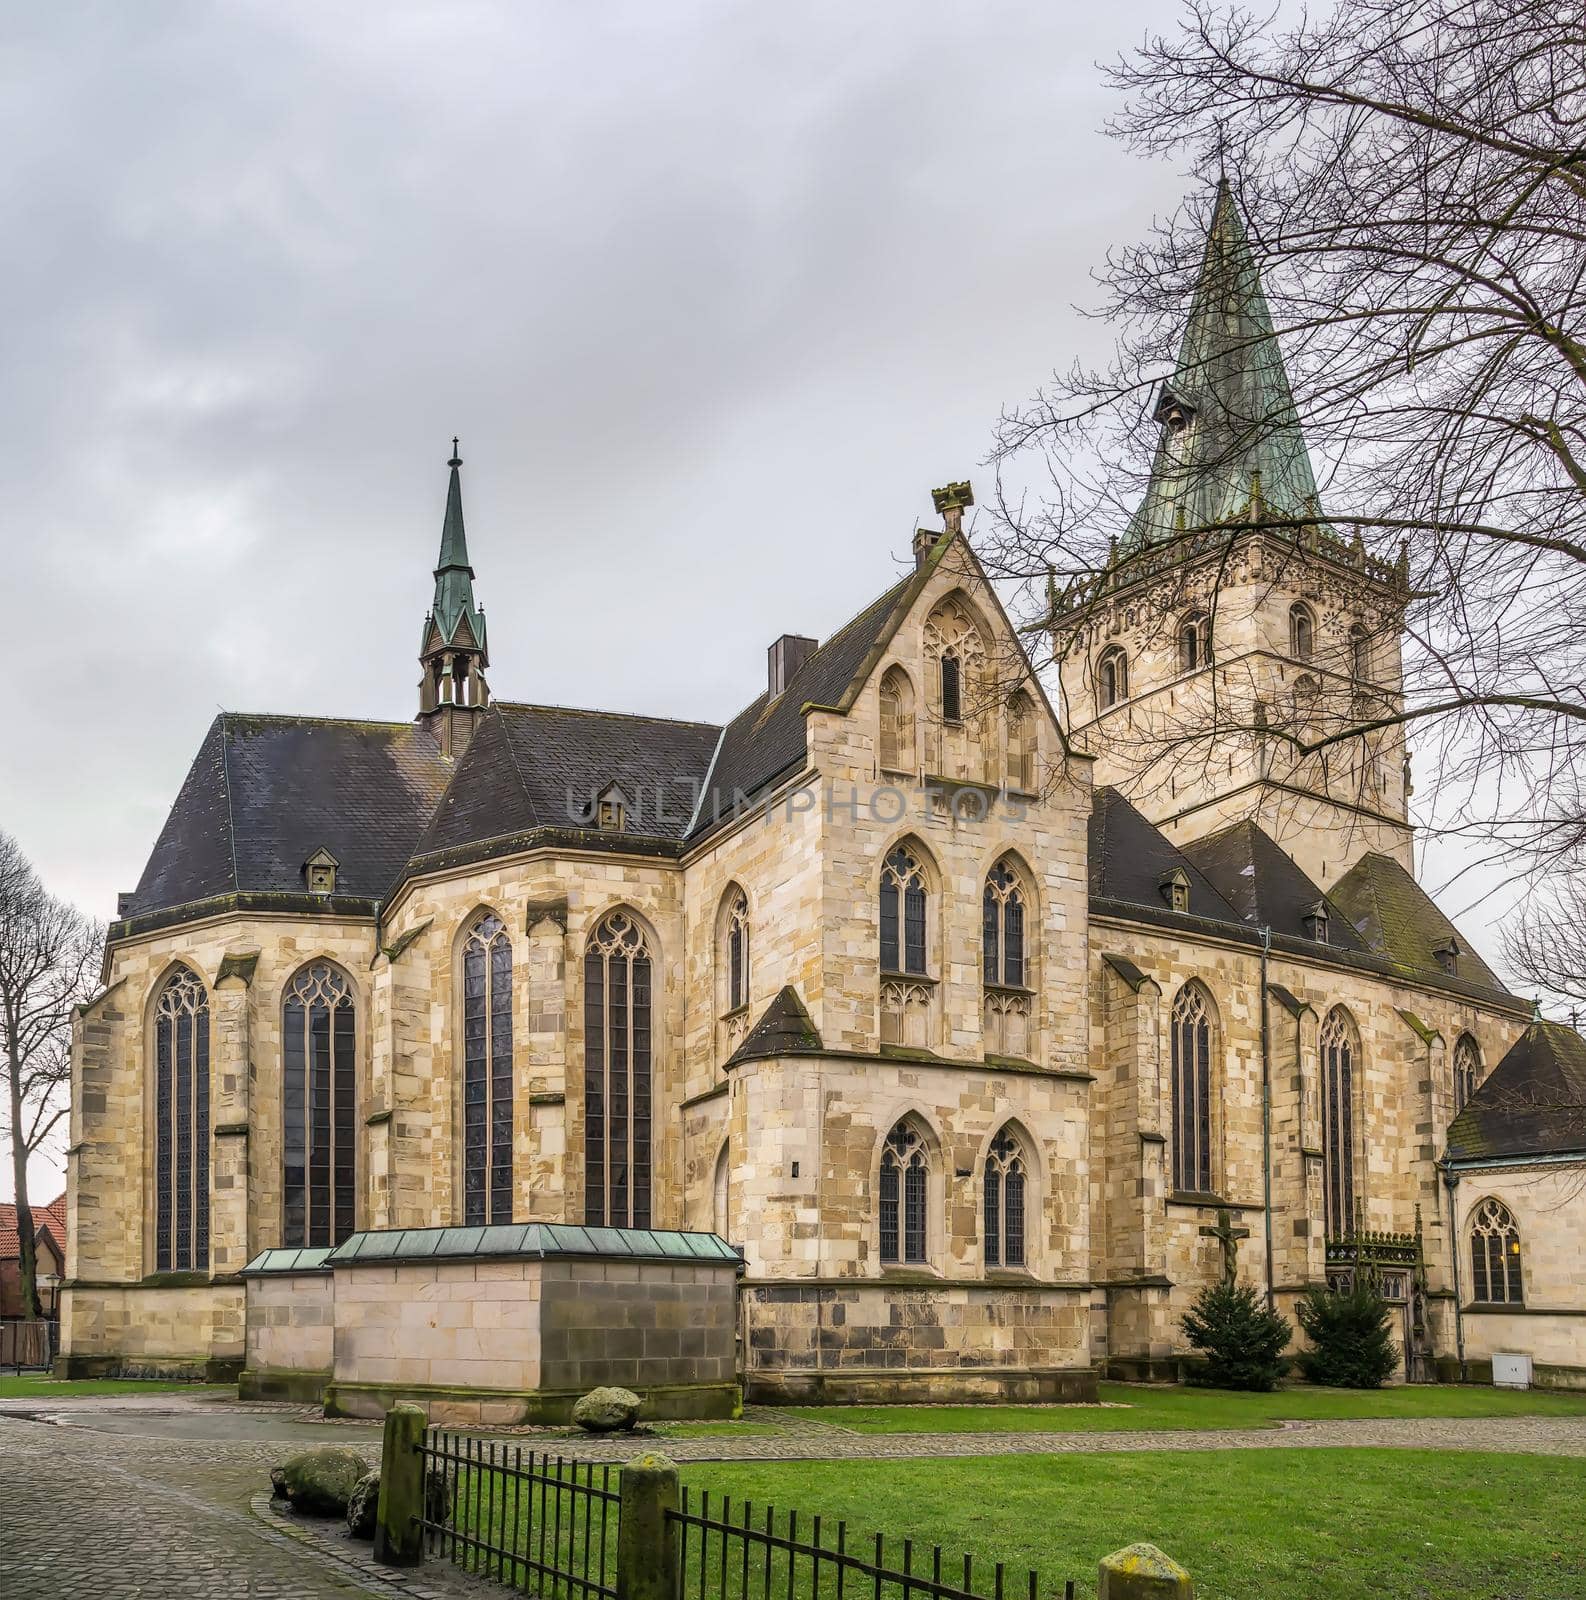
[303,848,339,896]
[1303,899,1330,944]
[597,798,625,832]
[1158,868,1191,914]
[1434,937,1459,975]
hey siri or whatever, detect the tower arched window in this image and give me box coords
[983,857,1032,1057]
[1098,647,1129,709]
[1321,1007,1358,1238]
[878,666,917,774]
[880,844,932,1046]
[583,910,653,1229]
[1289,601,1316,661]
[983,1126,1027,1268]
[1453,1033,1481,1114]
[154,966,210,1272]
[879,1120,928,1264]
[282,962,357,1248]
[1005,689,1035,791]
[1170,982,1214,1195]
[1469,1197,1523,1304]
[462,911,514,1226]
[1349,624,1371,682]
[1179,612,1211,672]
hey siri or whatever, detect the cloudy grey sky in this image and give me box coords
[0,4,1528,1193]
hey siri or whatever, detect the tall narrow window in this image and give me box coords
[725,891,749,1013]
[1098,647,1128,708]
[924,594,990,780]
[880,845,928,975]
[1179,612,1210,672]
[462,911,514,1226]
[1289,601,1316,660]
[940,651,963,723]
[983,857,1032,1057]
[1453,1033,1480,1113]
[878,665,916,774]
[282,962,357,1248]
[1005,689,1035,791]
[1321,1007,1357,1238]
[983,1127,1027,1268]
[879,1121,928,1264]
[1469,1197,1523,1304]
[1171,983,1213,1194]
[154,966,209,1272]
[1349,623,1371,681]
[584,910,653,1229]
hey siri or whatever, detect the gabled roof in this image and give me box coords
[1181,819,1368,951]
[0,1194,66,1261]
[1446,1020,1586,1162]
[121,714,453,921]
[1126,181,1322,552]
[1088,787,1242,923]
[408,701,720,871]
[1330,850,1507,993]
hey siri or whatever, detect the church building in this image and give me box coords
[62,187,1581,1400]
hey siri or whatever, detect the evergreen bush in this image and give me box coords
[1179,1282,1292,1391]
[1295,1279,1400,1388]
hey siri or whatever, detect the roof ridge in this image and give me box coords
[489,703,540,828]
[216,710,423,732]
[218,714,241,896]
[494,699,720,732]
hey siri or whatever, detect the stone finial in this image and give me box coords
[1098,1542,1194,1600]
[930,479,974,537]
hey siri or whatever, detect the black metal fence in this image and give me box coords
[416,1429,619,1597]
[0,1319,56,1372]
[669,1487,1054,1600]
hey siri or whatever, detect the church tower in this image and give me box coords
[1052,182,1414,887]
[418,440,490,757]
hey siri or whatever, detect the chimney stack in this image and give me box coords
[768,633,818,699]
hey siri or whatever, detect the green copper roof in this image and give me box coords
[323,1223,740,1266]
[1124,181,1322,551]
[426,446,488,659]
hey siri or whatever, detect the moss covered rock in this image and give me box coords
[270,1446,369,1517]
[346,1471,380,1539]
[572,1386,641,1432]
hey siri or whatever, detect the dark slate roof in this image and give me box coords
[1088,788,1242,924]
[1330,850,1507,994]
[1181,820,1368,951]
[410,701,720,867]
[690,575,915,838]
[124,714,453,918]
[727,985,825,1067]
[1446,1020,1586,1161]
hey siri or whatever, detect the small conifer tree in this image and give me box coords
[1180,1282,1292,1392]
[1295,1279,1400,1388]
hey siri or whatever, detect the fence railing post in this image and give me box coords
[616,1449,680,1600]
[1098,1543,1193,1600]
[373,1402,428,1568]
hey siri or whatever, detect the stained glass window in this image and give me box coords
[879,1121,928,1264]
[725,892,749,1013]
[154,967,209,1271]
[983,1127,1027,1268]
[463,912,514,1226]
[1469,1197,1523,1304]
[1453,1034,1480,1113]
[283,962,357,1248]
[1172,983,1213,1194]
[584,911,652,1229]
[880,845,928,975]
[1321,1007,1357,1238]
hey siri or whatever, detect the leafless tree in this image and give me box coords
[0,830,101,1319]
[979,0,1586,893]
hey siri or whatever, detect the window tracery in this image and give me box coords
[1321,1007,1357,1238]
[879,1121,928,1265]
[983,1127,1027,1268]
[1469,1197,1523,1304]
[1171,982,1213,1194]
[583,911,653,1228]
[154,967,209,1272]
[283,962,357,1248]
[462,912,513,1226]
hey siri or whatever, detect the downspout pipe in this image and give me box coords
[1443,1164,1466,1380]
[1260,924,1275,1309]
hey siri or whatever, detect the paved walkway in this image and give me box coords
[3,1392,1584,1596]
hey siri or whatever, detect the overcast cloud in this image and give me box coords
[0,3,1530,1195]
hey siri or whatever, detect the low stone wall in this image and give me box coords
[57,1281,245,1380]
[240,1268,334,1401]
[1458,1306,1586,1385]
[742,1278,1097,1404]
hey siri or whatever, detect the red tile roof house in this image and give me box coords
[0,1195,67,1319]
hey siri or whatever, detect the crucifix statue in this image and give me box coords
[1199,1205,1250,1289]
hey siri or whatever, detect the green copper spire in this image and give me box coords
[1123,181,1322,551]
[425,438,488,660]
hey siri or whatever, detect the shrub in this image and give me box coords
[1180,1282,1292,1391]
[1295,1279,1400,1388]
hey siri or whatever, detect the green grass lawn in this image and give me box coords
[0,1375,232,1399]
[789,1380,1586,1433]
[679,1450,1586,1599]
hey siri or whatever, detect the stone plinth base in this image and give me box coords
[239,1366,332,1403]
[58,1281,245,1380]
[746,1365,1097,1406]
[324,1378,741,1425]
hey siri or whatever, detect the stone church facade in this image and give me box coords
[63,190,1580,1398]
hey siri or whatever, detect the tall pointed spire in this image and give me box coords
[1124,181,1322,550]
[428,438,488,658]
[418,440,490,744]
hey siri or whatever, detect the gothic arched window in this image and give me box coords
[1453,1033,1481,1113]
[1349,623,1371,682]
[1005,689,1035,791]
[983,857,1032,1057]
[462,911,514,1226]
[1289,601,1316,660]
[1469,1197,1523,1304]
[154,966,210,1271]
[983,1126,1027,1268]
[879,1120,928,1264]
[724,890,750,1014]
[880,845,928,977]
[1321,1007,1358,1238]
[940,650,963,723]
[1098,647,1129,709]
[282,962,357,1248]
[878,665,917,774]
[1179,611,1211,672]
[1171,983,1214,1195]
[584,910,653,1229]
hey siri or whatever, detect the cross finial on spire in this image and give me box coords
[449,436,462,469]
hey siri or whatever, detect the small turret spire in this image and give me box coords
[418,441,490,745]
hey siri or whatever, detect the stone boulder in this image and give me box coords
[269,1447,369,1517]
[346,1472,380,1539]
[572,1386,641,1433]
